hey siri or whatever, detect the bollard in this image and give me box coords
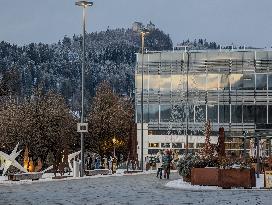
[73,160,79,177]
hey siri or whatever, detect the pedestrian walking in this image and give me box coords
[162,149,172,179]
[156,151,163,179]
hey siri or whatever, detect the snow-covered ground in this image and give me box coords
[165,174,265,190]
[1,172,271,205]
[0,169,158,185]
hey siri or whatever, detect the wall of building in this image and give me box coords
[135,50,272,158]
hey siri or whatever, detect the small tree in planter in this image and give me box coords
[199,120,218,166]
[177,154,208,182]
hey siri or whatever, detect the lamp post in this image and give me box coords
[185,51,190,155]
[112,136,116,158]
[140,30,149,171]
[75,0,93,177]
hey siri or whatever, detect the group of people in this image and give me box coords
[85,154,116,170]
[156,149,173,179]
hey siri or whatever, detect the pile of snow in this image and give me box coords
[165,174,265,190]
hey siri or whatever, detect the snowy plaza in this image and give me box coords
[0,172,271,205]
[1,0,272,205]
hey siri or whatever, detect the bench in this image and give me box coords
[85,169,109,176]
[124,170,142,174]
[8,172,43,181]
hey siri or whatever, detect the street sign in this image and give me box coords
[77,123,88,133]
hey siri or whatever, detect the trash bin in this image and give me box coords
[73,160,80,177]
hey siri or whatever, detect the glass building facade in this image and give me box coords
[135,50,272,158]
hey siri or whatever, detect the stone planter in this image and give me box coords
[191,168,219,186]
[218,168,256,189]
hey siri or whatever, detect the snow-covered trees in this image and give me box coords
[0,27,172,111]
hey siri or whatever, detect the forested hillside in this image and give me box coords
[0,27,172,111]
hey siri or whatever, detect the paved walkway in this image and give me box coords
[0,172,271,205]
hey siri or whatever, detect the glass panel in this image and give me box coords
[149,104,159,122]
[135,74,148,91]
[207,74,218,90]
[268,105,272,123]
[160,104,171,122]
[269,106,272,123]
[243,105,255,123]
[161,143,170,148]
[171,104,186,122]
[172,143,182,148]
[137,104,149,123]
[160,75,171,92]
[269,74,272,90]
[148,149,160,155]
[232,105,242,123]
[207,104,218,123]
[243,74,255,90]
[256,74,267,90]
[230,74,243,90]
[149,143,159,148]
[188,74,206,91]
[256,105,267,124]
[195,105,206,122]
[219,74,230,90]
[149,75,159,92]
[171,75,183,92]
[219,104,230,123]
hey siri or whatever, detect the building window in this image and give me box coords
[232,105,242,123]
[172,143,182,148]
[207,104,218,123]
[219,104,230,123]
[148,149,160,155]
[269,106,272,123]
[135,74,148,92]
[161,143,170,148]
[160,75,171,92]
[160,104,171,122]
[219,74,230,90]
[188,143,195,148]
[243,74,255,90]
[171,104,186,122]
[195,105,206,122]
[256,74,267,90]
[230,73,243,90]
[149,74,160,92]
[243,105,255,123]
[171,75,183,92]
[149,104,159,122]
[137,105,149,123]
[149,143,159,148]
[188,74,206,91]
[196,143,205,148]
[256,105,267,124]
[269,74,272,90]
[207,74,218,90]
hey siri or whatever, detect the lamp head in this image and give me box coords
[75,1,94,7]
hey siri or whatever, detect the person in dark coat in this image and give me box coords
[162,149,172,179]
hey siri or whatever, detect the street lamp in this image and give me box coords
[112,136,117,158]
[140,30,149,172]
[75,0,93,177]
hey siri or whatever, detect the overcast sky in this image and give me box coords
[1,0,272,47]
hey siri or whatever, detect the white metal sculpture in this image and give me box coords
[0,143,28,175]
[68,151,81,171]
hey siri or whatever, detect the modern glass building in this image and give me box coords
[135,50,272,159]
